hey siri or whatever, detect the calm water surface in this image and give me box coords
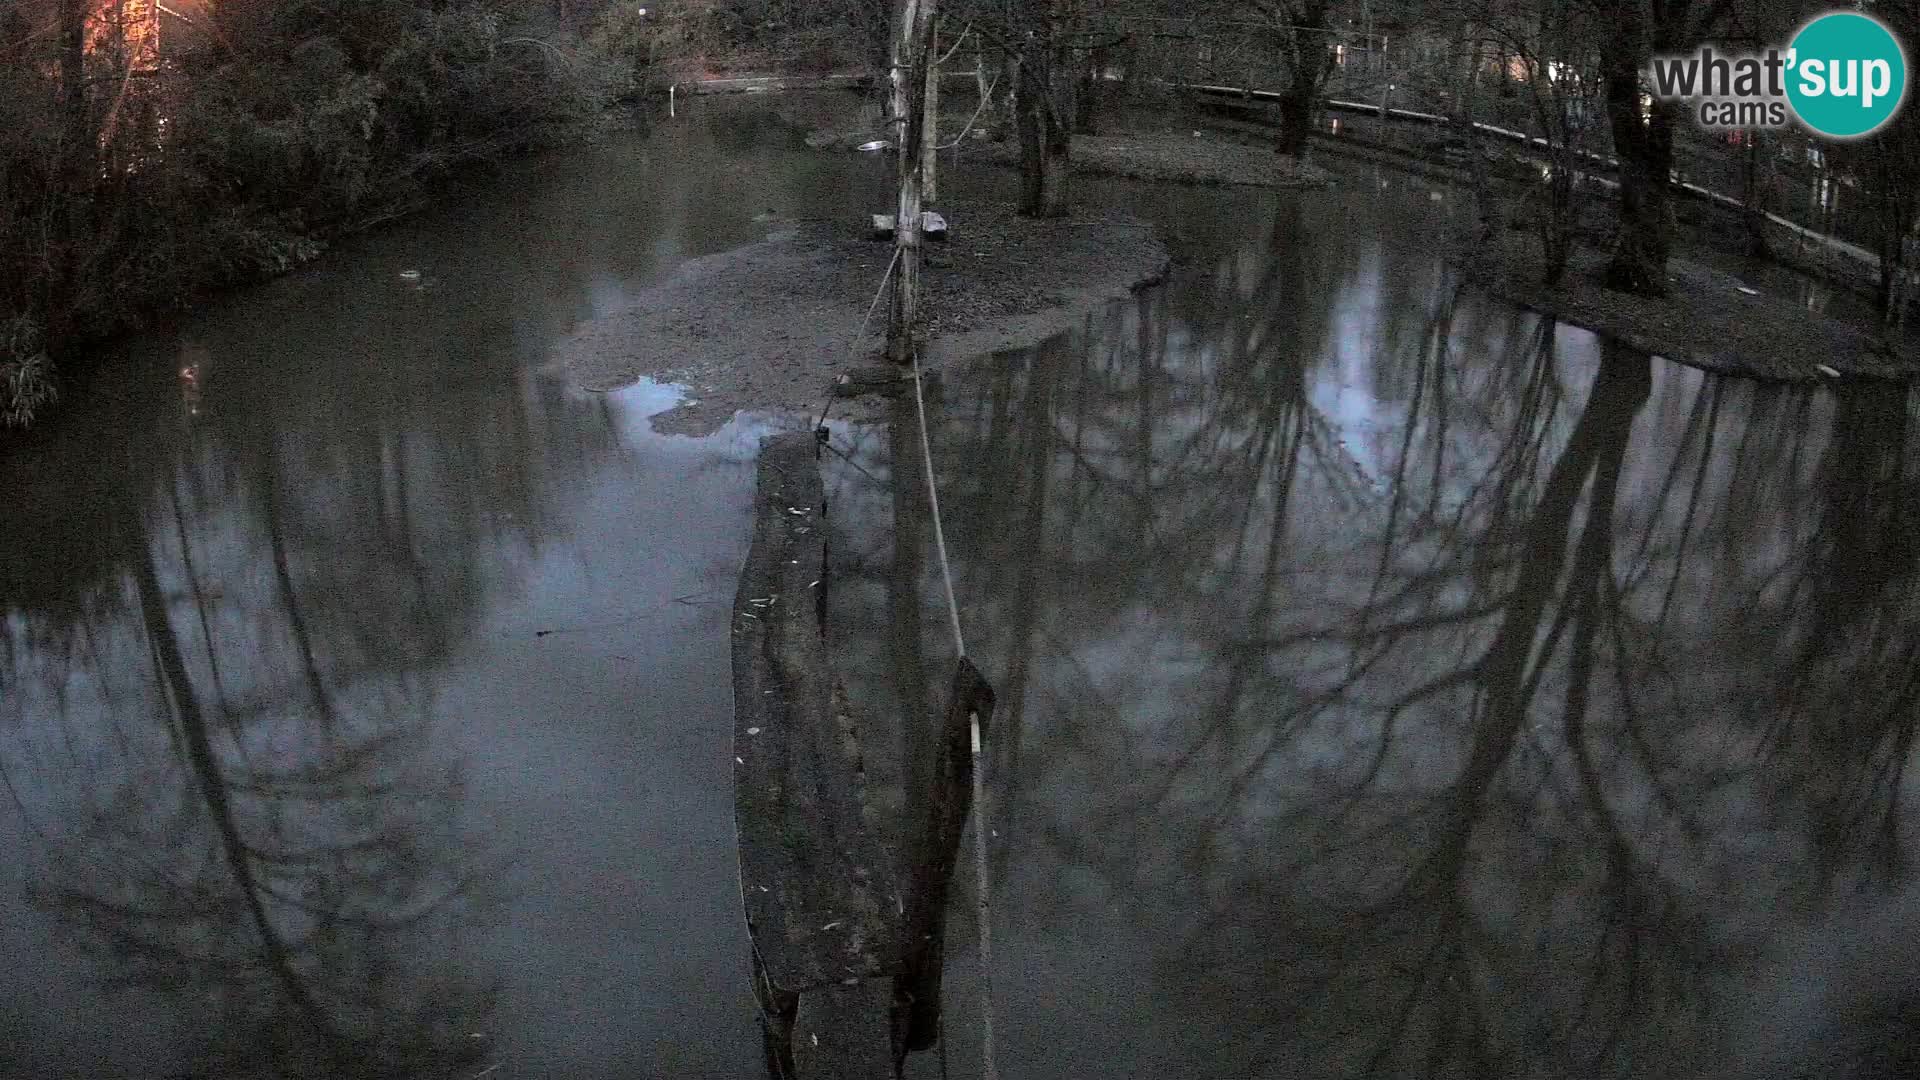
[0,100,884,1079]
[3,97,1916,1079]
[826,166,1920,1080]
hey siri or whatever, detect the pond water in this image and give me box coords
[2,95,1916,1080]
[824,159,1920,1078]
[0,99,885,1079]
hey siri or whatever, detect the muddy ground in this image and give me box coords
[972,128,1331,189]
[561,205,1169,434]
[796,98,1330,190]
[571,88,1914,423]
[1456,227,1919,382]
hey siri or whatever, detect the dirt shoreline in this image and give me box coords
[1454,230,1919,382]
[569,90,1912,413]
[797,105,1332,190]
[560,205,1169,434]
[970,129,1331,189]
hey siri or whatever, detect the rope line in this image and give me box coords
[938,71,1000,150]
[814,223,995,1080]
[813,246,904,437]
[910,353,966,660]
[908,347,994,1080]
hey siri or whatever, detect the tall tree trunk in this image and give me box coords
[1742,129,1770,258]
[49,0,92,355]
[1075,45,1102,134]
[1457,38,1498,241]
[1867,139,1919,327]
[1601,20,1674,295]
[973,40,997,137]
[922,25,940,207]
[887,0,937,364]
[1274,1,1332,159]
[1014,59,1070,217]
[1274,80,1315,157]
[988,43,1015,140]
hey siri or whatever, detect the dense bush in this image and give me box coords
[0,0,632,428]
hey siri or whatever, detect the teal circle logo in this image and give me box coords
[1786,12,1908,138]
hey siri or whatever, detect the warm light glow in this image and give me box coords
[87,0,162,72]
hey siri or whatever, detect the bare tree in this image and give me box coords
[1006,0,1081,216]
[952,0,1122,215]
[1831,4,1920,328]
[1589,0,1732,295]
[1454,0,1605,283]
[886,0,939,362]
[1252,0,1336,158]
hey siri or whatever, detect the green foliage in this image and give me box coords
[0,0,631,429]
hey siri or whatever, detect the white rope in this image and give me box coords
[813,246,902,434]
[934,23,973,67]
[909,352,966,659]
[938,71,1000,150]
[908,347,994,1080]
[854,247,904,363]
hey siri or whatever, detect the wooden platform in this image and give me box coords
[870,211,949,241]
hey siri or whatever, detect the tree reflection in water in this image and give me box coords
[823,194,1920,1079]
[0,346,621,1077]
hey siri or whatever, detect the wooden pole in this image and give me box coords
[889,0,918,149]
[887,0,938,365]
[923,26,940,208]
